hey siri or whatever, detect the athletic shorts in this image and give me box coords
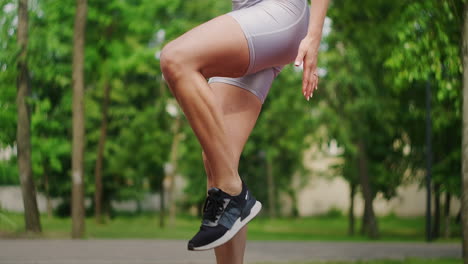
[208,0,310,103]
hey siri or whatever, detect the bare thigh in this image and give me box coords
[162,15,250,79]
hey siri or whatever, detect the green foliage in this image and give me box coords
[0,159,19,185]
[322,207,344,218]
[0,0,463,222]
[0,1,19,144]
[317,0,463,210]
[319,0,409,201]
[0,0,234,212]
[30,97,72,198]
[384,0,463,197]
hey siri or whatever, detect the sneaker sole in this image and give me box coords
[188,201,262,251]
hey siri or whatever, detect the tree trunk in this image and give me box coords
[16,0,41,233]
[432,183,441,239]
[165,116,182,226]
[348,182,356,236]
[266,157,277,218]
[444,192,451,239]
[461,2,468,261]
[289,188,299,218]
[71,0,87,239]
[103,197,112,220]
[357,140,379,239]
[94,81,111,224]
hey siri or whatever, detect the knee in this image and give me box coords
[160,41,190,84]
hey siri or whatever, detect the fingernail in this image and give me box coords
[303,91,306,97]
[307,96,310,101]
[295,61,300,66]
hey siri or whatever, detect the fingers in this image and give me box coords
[302,61,318,101]
[295,38,319,102]
[296,43,310,101]
[302,64,311,100]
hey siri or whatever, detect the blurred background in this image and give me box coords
[0,0,464,248]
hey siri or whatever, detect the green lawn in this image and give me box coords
[255,259,462,264]
[0,211,462,242]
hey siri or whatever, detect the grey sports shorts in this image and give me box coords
[209,0,310,103]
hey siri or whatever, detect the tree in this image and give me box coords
[30,99,71,217]
[16,0,41,233]
[94,80,110,223]
[462,1,468,261]
[385,0,463,241]
[357,140,379,238]
[319,0,414,238]
[1,0,76,217]
[71,0,87,238]
[0,2,18,149]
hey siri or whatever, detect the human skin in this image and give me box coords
[160,0,329,263]
[161,15,249,196]
[296,0,331,100]
[204,82,262,264]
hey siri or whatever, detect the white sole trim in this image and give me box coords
[190,201,262,251]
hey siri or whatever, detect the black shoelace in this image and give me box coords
[203,192,225,222]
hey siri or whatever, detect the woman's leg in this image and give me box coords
[160,15,250,195]
[202,82,262,264]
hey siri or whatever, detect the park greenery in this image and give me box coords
[0,0,465,247]
[0,211,461,242]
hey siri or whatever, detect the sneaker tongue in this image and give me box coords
[208,187,230,197]
[207,187,220,196]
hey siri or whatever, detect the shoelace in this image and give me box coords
[203,192,225,222]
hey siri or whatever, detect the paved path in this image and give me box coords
[0,240,461,264]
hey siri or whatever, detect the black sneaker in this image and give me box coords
[187,181,262,251]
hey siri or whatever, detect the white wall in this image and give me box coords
[295,176,460,217]
[295,142,461,217]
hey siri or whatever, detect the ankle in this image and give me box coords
[214,178,242,196]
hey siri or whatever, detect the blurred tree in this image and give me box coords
[385,0,463,239]
[318,0,463,240]
[16,0,41,233]
[82,0,182,222]
[30,99,71,217]
[321,0,410,238]
[462,1,468,261]
[71,0,87,238]
[1,0,77,216]
[93,80,110,223]
[28,0,75,217]
[0,1,18,147]
[2,0,463,242]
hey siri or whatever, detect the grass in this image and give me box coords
[254,259,462,264]
[0,211,462,242]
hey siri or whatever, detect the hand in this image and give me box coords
[294,36,319,101]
